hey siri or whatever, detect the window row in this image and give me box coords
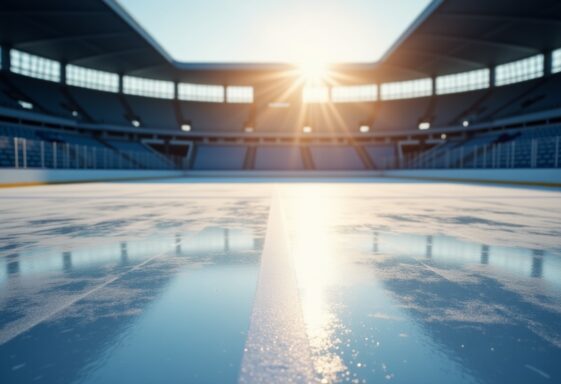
[436,69,490,95]
[5,49,560,102]
[10,50,60,82]
[552,48,561,74]
[303,84,378,103]
[66,65,119,93]
[123,76,175,99]
[495,54,544,87]
[381,78,432,100]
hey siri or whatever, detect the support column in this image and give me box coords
[544,50,553,77]
[60,61,66,84]
[118,74,124,94]
[1,45,10,72]
[431,75,437,96]
[489,66,496,88]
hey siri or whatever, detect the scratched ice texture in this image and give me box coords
[0,178,560,384]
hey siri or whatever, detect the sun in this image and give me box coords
[297,60,330,84]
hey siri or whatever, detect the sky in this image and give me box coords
[117,0,432,64]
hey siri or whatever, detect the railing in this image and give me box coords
[1,136,185,170]
[383,136,561,170]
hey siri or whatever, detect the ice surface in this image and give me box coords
[0,178,560,384]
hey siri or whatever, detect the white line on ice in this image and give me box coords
[239,189,315,384]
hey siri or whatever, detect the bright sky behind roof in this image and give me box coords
[117,0,432,64]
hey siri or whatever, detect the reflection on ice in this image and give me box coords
[0,225,263,384]
[366,231,561,285]
[288,189,348,383]
[0,227,257,284]
[281,184,561,384]
[1,181,561,384]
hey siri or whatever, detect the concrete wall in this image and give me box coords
[0,169,186,187]
[383,169,561,186]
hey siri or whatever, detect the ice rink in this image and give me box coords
[1,178,561,384]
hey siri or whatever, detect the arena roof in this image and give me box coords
[380,0,561,78]
[1,0,561,82]
[0,0,175,79]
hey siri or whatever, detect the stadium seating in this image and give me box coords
[375,97,430,131]
[254,146,305,170]
[364,144,397,169]
[192,145,247,170]
[405,125,561,169]
[125,95,179,130]
[104,138,175,169]
[181,102,251,132]
[470,80,541,123]
[8,75,73,118]
[68,87,130,126]
[492,75,561,119]
[255,104,303,133]
[309,145,365,170]
[306,103,373,133]
[0,124,177,169]
[1,59,561,173]
[432,90,487,127]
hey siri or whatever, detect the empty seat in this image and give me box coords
[193,145,247,170]
[254,146,304,170]
[309,145,365,170]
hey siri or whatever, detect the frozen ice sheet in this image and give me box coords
[0,178,560,384]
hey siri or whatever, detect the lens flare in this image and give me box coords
[297,60,330,84]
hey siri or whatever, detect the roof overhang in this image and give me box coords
[1,0,561,82]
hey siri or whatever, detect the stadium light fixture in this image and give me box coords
[18,100,33,110]
[418,122,431,130]
[359,125,370,133]
[463,120,470,127]
[131,119,140,128]
[303,125,312,134]
[181,124,192,132]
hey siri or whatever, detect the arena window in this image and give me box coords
[495,54,544,86]
[226,86,253,103]
[66,65,119,93]
[381,78,432,100]
[302,85,329,103]
[10,49,60,82]
[436,69,490,95]
[552,49,561,74]
[123,76,174,99]
[178,83,224,103]
[331,84,377,103]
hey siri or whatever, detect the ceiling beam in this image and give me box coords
[396,48,485,70]
[0,11,109,16]
[16,32,130,49]
[438,12,561,26]
[69,47,152,66]
[415,34,540,54]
